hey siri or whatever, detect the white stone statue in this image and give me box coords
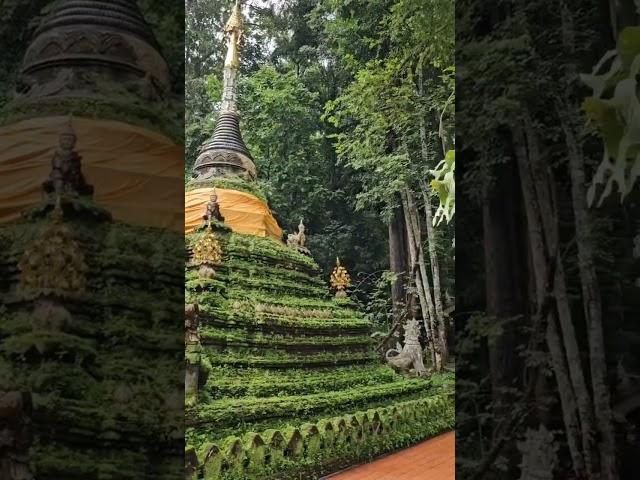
[287,219,310,255]
[385,319,428,376]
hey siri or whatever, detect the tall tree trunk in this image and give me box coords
[411,192,447,367]
[559,4,618,477]
[522,112,598,476]
[389,201,409,326]
[418,109,450,362]
[562,114,618,479]
[512,123,587,477]
[420,180,451,352]
[482,156,527,478]
[402,189,440,369]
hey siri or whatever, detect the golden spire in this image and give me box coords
[224,0,244,69]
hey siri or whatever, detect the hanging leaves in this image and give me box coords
[581,26,640,206]
[430,149,455,225]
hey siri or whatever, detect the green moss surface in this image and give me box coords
[186,229,454,479]
[0,202,184,479]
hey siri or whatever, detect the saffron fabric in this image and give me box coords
[185,187,283,241]
[0,116,184,231]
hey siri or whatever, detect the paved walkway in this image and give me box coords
[324,431,454,480]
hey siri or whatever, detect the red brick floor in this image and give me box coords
[325,431,454,480]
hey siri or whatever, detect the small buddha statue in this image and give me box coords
[43,119,94,197]
[203,189,224,226]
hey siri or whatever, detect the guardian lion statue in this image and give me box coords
[385,319,428,376]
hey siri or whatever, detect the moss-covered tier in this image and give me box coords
[185,227,454,480]
[0,198,184,479]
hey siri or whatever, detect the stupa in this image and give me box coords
[184,0,281,240]
[0,2,183,478]
[0,0,183,231]
[184,2,454,479]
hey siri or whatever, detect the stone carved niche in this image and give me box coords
[185,304,209,404]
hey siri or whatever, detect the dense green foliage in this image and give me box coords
[0,200,184,478]
[456,0,640,477]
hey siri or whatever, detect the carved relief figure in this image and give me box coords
[385,319,428,376]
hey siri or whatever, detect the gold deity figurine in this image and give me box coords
[330,257,351,298]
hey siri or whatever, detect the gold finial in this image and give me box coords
[225,0,243,33]
[224,0,244,69]
[330,257,352,298]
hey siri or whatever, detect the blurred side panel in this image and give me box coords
[0,1,185,478]
[456,0,640,478]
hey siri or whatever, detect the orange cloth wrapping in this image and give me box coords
[185,187,283,241]
[0,116,184,231]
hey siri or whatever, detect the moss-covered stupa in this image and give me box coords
[0,2,183,478]
[184,2,454,479]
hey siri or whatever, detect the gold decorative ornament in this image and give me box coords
[18,198,88,294]
[224,0,244,69]
[191,230,223,278]
[330,257,351,298]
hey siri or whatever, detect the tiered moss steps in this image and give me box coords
[0,203,184,479]
[186,230,454,479]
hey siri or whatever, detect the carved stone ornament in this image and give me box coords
[385,319,428,376]
[287,220,307,248]
[287,219,311,255]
